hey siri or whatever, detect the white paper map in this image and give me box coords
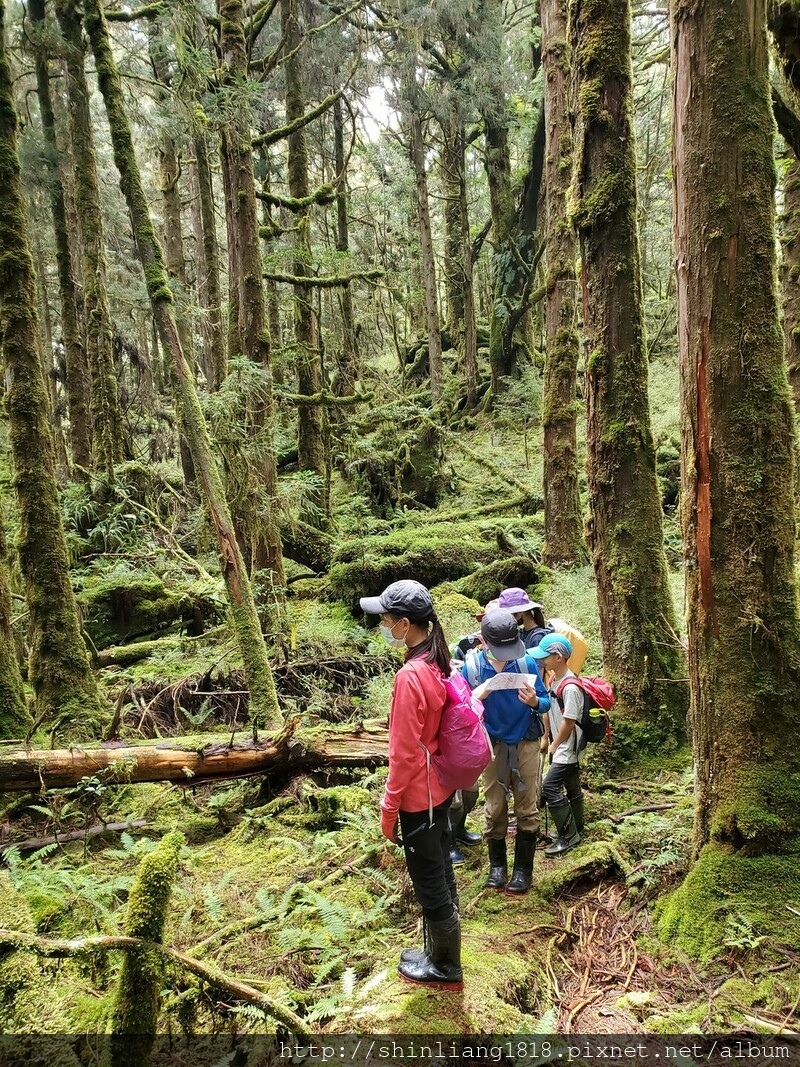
[478,672,539,693]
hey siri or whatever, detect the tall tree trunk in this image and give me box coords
[30,0,92,476]
[672,0,800,851]
[406,77,443,402]
[541,0,584,567]
[332,97,358,396]
[281,0,329,515]
[0,501,28,739]
[149,38,196,489]
[193,130,226,390]
[483,112,516,394]
[442,116,478,404]
[571,0,687,732]
[781,157,800,407]
[56,0,125,479]
[83,0,282,731]
[218,0,287,582]
[0,0,105,736]
[219,130,243,363]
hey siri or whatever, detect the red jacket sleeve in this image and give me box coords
[381,667,429,816]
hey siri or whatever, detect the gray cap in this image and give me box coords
[360,579,434,620]
[481,608,526,661]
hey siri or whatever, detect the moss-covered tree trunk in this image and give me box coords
[781,157,800,406]
[406,73,443,402]
[219,130,243,364]
[0,501,27,739]
[82,0,282,731]
[570,0,687,734]
[30,0,92,477]
[0,0,105,736]
[672,0,800,852]
[281,0,329,514]
[332,96,358,397]
[541,0,584,568]
[442,115,478,404]
[218,0,287,586]
[104,831,183,1067]
[56,0,125,479]
[193,128,226,391]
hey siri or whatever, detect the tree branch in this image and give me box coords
[105,4,163,21]
[256,183,336,211]
[278,389,374,407]
[263,268,383,287]
[773,85,800,161]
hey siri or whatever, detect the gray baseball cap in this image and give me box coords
[481,608,526,661]
[360,579,434,620]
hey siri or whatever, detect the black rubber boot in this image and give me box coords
[485,837,507,889]
[544,798,581,858]
[400,917,428,965]
[505,831,537,895]
[453,808,482,846]
[568,792,585,835]
[398,911,463,989]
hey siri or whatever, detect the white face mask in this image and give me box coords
[380,619,407,649]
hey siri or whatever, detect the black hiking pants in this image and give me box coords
[399,798,456,921]
[542,761,581,806]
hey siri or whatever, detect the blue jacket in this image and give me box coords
[462,651,550,744]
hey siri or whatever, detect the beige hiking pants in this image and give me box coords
[483,738,541,837]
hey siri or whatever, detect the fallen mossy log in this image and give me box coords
[0,721,389,792]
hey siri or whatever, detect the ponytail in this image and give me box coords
[405,611,451,675]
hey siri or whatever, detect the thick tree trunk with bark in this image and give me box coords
[0,0,106,735]
[82,0,282,731]
[571,0,687,732]
[30,0,92,476]
[0,724,390,790]
[218,0,286,586]
[541,0,584,567]
[281,0,329,513]
[332,97,359,396]
[672,0,800,855]
[56,0,126,478]
[407,78,443,402]
[0,501,28,738]
[193,130,226,390]
[781,157,800,406]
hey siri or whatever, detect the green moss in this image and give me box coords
[657,842,800,962]
[105,831,183,1063]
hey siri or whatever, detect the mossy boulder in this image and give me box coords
[329,519,540,610]
[657,842,800,962]
[75,563,222,647]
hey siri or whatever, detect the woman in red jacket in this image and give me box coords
[360,580,462,990]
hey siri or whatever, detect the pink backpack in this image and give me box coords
[427,672,492,791]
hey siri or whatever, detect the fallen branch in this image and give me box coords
[608,803,677,824]
[0,928,310,1034]
[4,819,150,854]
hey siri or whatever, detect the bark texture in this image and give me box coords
[332,96,359,396]
[541,0,584,567]
[0,0,105,735]
[193,129,226,390]
[672,0,800,854]
[83,0,282,730]
[571,0,687,733]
